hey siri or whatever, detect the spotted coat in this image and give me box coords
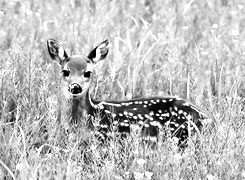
[85,95,207,143]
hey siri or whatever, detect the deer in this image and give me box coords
[47,39,208,146]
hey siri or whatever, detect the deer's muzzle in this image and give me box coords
[69,83,82,95]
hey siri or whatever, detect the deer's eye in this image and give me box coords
[62,70,70,77]
[84,71,91,78]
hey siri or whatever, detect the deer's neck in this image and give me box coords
[68,91,96,126]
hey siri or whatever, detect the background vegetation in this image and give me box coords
[0,0,245,179]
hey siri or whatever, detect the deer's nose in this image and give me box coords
[69,83,82,94]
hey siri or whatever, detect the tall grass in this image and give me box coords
[0,0,245,179]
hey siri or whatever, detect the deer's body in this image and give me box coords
[47,39,208,144]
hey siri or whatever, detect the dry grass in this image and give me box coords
[0,0,245,179]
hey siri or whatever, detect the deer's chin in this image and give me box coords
[71,92,83,98]
[65,92,83,98]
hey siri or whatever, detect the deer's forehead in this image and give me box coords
[63,55,90,71]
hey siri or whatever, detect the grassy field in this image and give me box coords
[0,0,245,179]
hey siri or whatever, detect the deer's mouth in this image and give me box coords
[68,83,83,96]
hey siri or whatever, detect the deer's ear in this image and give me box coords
[87,39,109,63]
[47,39,68,64]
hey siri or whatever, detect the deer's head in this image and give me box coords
[47,39,109,99]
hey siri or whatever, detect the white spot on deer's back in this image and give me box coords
[139,120,144,125]
[138,114,144,120]
[178,110,183,114]
[149,111,154,116]
[145,114,150,119]
[180,124,185,128]
[125,123,129,127]
[171,122,179,127]
[120,122,125,126]
[174,123,179,127]
[171,111,177,116]
[118,113,123,117]
[150,121,161,128]
[150,100,156,104]
[161,113,170,117]
[123,111,128,116]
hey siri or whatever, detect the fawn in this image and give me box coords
[47,39,208,145]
